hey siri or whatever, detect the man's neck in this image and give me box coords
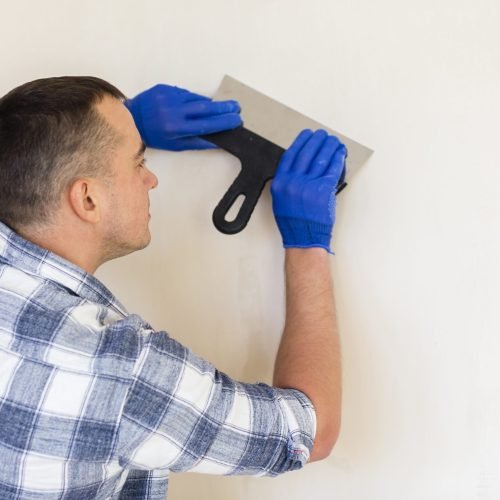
[16,222,102,275]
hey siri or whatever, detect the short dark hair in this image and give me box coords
[0,76,126,230]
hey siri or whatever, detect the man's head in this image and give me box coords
[0,76,158,272]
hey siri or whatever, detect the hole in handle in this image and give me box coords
[224,194,246,223]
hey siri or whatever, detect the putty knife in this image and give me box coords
[202,75,373,234]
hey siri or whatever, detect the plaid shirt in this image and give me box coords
[0,221,316,499]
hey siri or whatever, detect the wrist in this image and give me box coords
[284,247,333,293]
[285,247,331,257]
[284,244,334,255]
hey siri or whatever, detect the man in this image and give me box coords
[0,76,344,499]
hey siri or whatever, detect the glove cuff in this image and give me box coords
[275,216,334,254]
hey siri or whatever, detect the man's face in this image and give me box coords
[95,95,158,261]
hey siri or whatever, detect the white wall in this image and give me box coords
[1,1,499,498]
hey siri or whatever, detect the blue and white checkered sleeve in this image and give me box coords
[115,328,316,476]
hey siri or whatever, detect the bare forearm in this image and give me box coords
[273,248,341,461]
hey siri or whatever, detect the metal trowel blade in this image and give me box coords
[212,75,373,183]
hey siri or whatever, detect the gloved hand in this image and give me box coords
[271,129,347,253]
[125,84,242,151]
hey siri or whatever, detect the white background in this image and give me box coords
[1,1,499,498]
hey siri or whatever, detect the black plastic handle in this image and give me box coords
[202,126,348,234]
[202,127,284,234]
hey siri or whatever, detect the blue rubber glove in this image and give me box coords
[125,84,242,151]
[271,129,347,253]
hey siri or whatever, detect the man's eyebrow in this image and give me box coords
[133,141,147,161]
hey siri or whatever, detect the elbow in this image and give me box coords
[308,418,341,462]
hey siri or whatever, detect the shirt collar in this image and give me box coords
[0,221,128,317]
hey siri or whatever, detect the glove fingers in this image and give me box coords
[307,136,341,177]
[277,129,314,173]
[180,113,242,136]
[181,91,211,102]
[327,145,348,184]
[184,99,241,118]
[292,130,329,175]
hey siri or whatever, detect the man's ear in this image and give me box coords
[68,178,102,223]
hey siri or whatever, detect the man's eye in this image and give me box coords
[139,157,148,167]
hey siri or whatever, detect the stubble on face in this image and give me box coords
[100,220,151,263]
[93,96,153,265]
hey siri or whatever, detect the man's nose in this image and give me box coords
[147,168,159,190]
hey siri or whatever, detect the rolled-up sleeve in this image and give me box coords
[115,328,316,476]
